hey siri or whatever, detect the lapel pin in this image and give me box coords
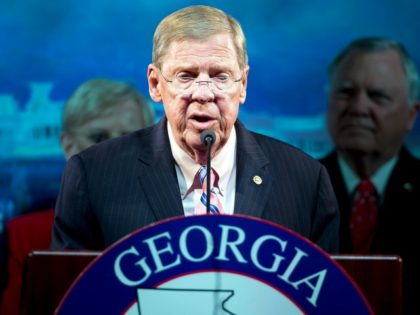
[253,175,263,185]
[403,182,413,192]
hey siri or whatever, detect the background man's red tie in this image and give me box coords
[350,178,378,253]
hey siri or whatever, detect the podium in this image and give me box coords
[19,215,401,314]
[21,251,402,315]
[331,254,403,315]
[21,251,100,315]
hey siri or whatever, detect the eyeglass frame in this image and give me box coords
[157,68,244,92]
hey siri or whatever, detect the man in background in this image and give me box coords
[0,78,154,315]
[320,37,420,314]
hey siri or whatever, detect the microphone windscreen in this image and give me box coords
[200,130,216,144]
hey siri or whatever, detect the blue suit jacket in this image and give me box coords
[51,118,339,252]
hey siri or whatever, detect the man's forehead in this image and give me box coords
[336,50,405,74]
[333,79,395,91]
[162,61,238,72]
[160,35,239,66]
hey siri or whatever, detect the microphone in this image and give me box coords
[200,130,215,146]
[200,130,216,214]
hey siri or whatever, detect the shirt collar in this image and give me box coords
[338,154,399,197]
[168,122,237,195]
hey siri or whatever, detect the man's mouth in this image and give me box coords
[192,115,211,122]
[189,114,217,130]
[340,119,375,132]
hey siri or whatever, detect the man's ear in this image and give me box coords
[147,64,162,103]
[407,100,420,130]
[239,65,249,104]
[60,133,77,161]
[413,100,420,114]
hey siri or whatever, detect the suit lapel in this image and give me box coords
[384,147,418,197]
[233,122,271,218]
[136,120,274,220]
[320,152,350,212]
[136,119,184,221]
[319,152,352,248]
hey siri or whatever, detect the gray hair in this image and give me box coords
[328,37,419,104]
[62,78,155,133]
[152,5,248,70]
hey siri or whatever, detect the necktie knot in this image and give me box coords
[198,166,207,184]
[357,178,376,196]
[191,166,224,214]
[197,166,220,193]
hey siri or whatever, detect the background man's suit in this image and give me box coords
[52,118,339,252]
[320,147,420,314]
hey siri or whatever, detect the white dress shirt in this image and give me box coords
[338,154,398,203]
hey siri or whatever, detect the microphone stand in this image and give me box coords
[200,130,215,214]
[206,137,211,214]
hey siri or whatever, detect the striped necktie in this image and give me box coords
[191,166,224,214]
[349,178,378,253]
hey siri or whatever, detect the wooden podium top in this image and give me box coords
[21,251,402,315]
[331,254,403,315]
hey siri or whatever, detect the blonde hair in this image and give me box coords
[62,78,154,132]
[152,5,248,70]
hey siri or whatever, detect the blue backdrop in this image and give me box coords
[1,0,420,226]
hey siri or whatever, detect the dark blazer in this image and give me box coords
[320,147,420,314]
[51,118,339,253]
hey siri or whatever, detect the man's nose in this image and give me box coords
[348,92,371,115]
[191,81,215,103]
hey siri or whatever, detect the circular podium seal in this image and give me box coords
[57,215,372,315]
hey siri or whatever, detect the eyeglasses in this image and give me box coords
[159,69,243,92]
